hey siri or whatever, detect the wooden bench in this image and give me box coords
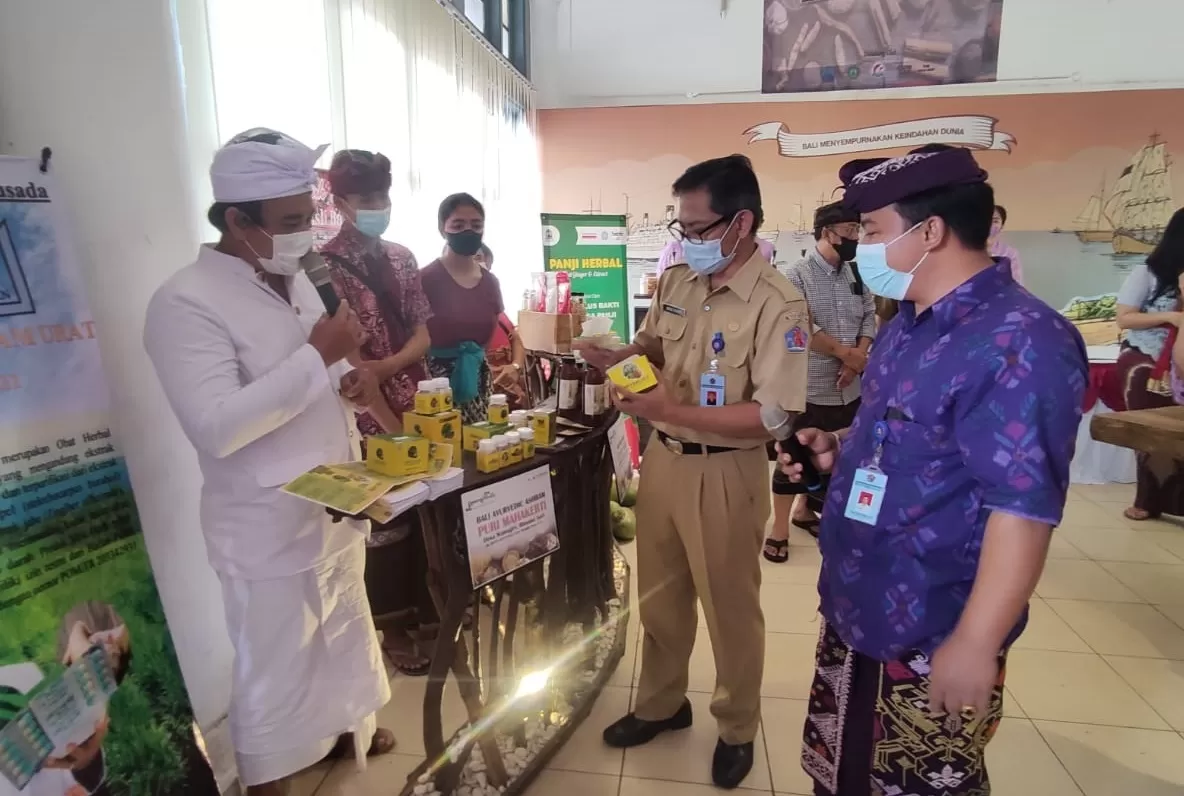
[1090,406,1184,458]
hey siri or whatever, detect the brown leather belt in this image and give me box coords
[657,431,740,456]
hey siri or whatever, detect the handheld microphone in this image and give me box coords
[300,251,341,316]
[760,404,823,492]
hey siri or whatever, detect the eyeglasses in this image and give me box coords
[668,214,736,244]
[827,223,861,239]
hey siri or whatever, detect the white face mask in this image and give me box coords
[249,229,314,276]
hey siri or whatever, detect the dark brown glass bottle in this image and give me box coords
[558,355,583,422]
[582,359,607,426]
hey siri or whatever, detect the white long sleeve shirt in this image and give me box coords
[144,245,365,579]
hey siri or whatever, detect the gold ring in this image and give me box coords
[960,706,977,716]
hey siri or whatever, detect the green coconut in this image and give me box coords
[611,504,637,542]
[621,473,640,508]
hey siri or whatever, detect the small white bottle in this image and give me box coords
[489,393,509,424]
[492,434,511,467]
[505,430,523,463]
[434,377,454,411]
[477,438,500,472]
[518,426,536,458]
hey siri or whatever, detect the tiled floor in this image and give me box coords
[299,482,1184,795]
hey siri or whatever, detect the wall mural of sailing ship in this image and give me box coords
[1073,134,1174,256]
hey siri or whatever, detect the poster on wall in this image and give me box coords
[0,157,218,795]
[541,214,630,343]
[762,0,1004,94]
[537,89,1184,344]
[311,171,343,248]
[461,466,558,589]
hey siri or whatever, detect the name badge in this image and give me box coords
[700,372,726,407]
[662,303,687,317]
[843,467,887,526]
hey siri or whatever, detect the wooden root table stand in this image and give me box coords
[1090,405,1184,459]
[399,410,627,796]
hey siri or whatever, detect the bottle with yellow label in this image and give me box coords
[505,430,524,464]
[476,438,501,473]
[492,434,512,468]
[518,427,536,459]
[488,393,509,424]
[508,410,529,429]
[434,377,454,411]
[414,380,442,415]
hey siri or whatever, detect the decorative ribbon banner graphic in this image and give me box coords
[745,116,1016,158]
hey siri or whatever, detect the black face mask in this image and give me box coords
[446,230,484,257]
[833,236,859,263]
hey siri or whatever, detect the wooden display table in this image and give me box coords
[400,415,626,796]
[1090,406,1184,458]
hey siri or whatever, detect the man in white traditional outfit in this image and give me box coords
[144,129,393,795]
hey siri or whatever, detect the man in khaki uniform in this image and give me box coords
[582,154,809,789]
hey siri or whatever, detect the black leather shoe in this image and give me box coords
[711,738,754,789]
[602,699,693,748]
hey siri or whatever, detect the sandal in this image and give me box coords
[762,538,789,564]
[383,642,431,677]
[792,518,821,538]
[324,728,397,761]
[1124,506,1157,522]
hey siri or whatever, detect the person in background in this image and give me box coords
[582,155,809,789]
[476,244,528,409]
[780,146,1086,796]
[1112,207,1184,521]
[763,201,875,563]
[143,129,394,795]
[321,149,436,677]
[989,204,1023,284]
[1173,288,1184,402]
[657,236,775,278]
[420,193,503,424]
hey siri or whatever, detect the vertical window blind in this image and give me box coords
[205,0,541,303]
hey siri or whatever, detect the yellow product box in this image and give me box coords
[607,354,659,394]
[403,410,463,466]
[463,421,510,453]
[529,410,556,446]
[365,435,429,478]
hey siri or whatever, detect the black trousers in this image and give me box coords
[364,514,438,628]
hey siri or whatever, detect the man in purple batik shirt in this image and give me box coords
[777,145,1088,796]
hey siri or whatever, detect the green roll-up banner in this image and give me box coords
[540,214,630,343]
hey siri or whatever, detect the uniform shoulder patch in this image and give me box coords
[785,325,809,353]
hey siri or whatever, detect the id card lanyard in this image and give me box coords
[843,420,889,526]
[700,332,726,407]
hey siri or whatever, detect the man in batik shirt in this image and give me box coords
[778,145,1088,795]
[321,149,437,677]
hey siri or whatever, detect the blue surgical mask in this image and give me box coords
[682,217,739,275]
[353,207,391,239]
[854,222,929,301]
